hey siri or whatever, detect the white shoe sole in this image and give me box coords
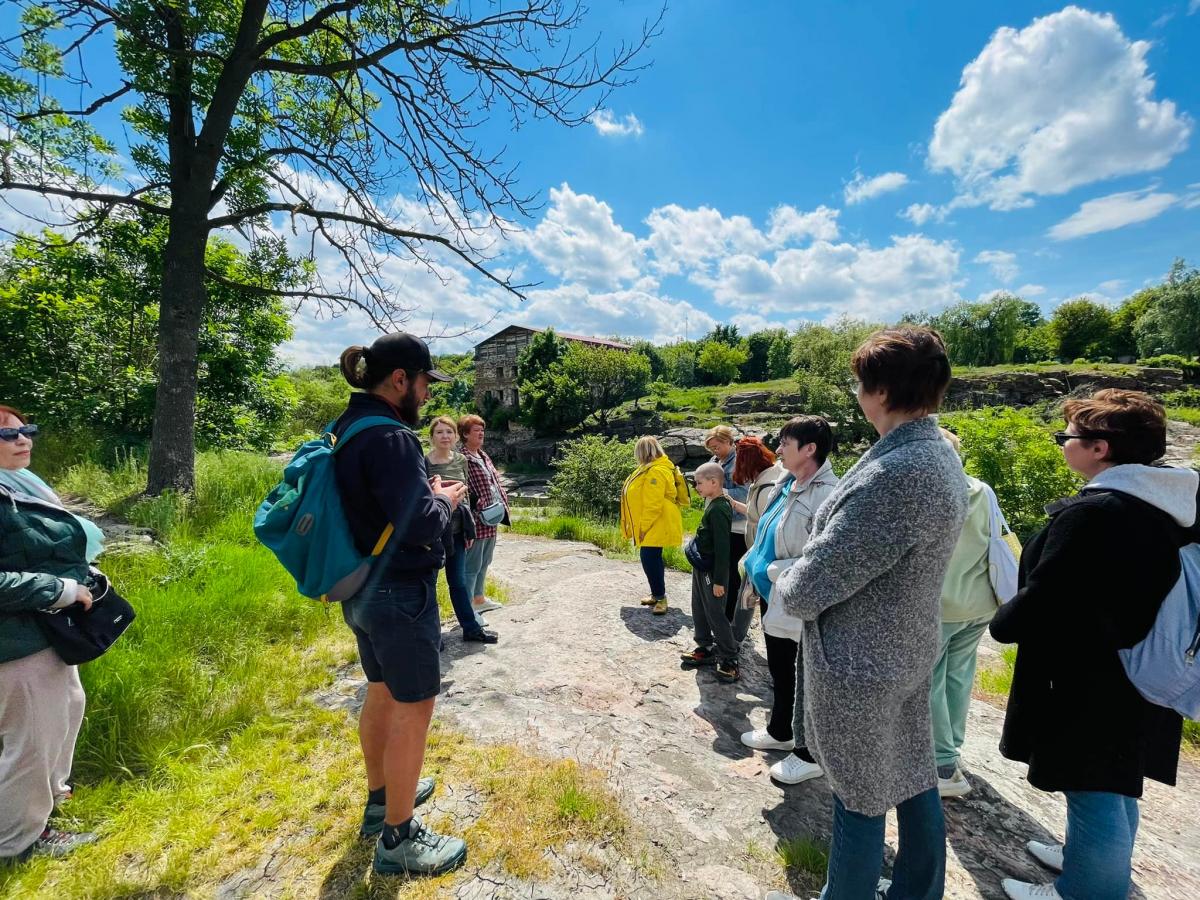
[474,598,503,612]
[1026,840,1065,873]
[740,731,795,752]
[937,779,972,798]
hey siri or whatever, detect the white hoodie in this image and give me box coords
[1083,464,1200,528]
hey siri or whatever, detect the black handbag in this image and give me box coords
[683,536,712,572]
[39,572,136,665]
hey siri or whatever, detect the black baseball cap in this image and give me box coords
[366,333,450,382]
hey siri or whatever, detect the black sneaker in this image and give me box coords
[715,660,739,682]
[463,628,498,644]
[680,646,717,669]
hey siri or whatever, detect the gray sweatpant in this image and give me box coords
[691,569,740,662]
[0,647,85,857]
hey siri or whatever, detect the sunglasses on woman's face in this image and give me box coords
[1052,430,1110,446]
[0,424,38,442]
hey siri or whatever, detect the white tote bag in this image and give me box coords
[762,557,805,641]
[984,485,1021,603]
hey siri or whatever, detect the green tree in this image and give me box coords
[767,333,793,378]
[659,341,699,387]
[628,340,666,380]
[517,329,574,431]
[705,324,741,346]
[0,218,295,450]
[1013,322,1057,363]
[1135,259,1200,359]
[1,1,653,492]
[742,328,788,381]
[930,295,1023,367]
[698,340,749,384]
[548,435,637,519]
[1051,299,1114,360]
[562,346,652,426]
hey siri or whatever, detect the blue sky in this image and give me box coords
[4,2,1199,363]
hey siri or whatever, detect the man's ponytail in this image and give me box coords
[339,346,371,388]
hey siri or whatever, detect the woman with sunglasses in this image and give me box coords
[0,406,104,863]
[993,389,1199,900]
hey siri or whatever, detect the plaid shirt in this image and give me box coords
[463,448,509,540]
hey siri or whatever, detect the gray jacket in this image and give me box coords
[777,416,967,815]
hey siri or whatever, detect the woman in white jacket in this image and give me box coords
[737,416,839,785]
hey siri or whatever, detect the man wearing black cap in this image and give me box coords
[331,332,469,876]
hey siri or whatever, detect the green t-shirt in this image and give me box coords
[940,476,998,622]
[424,451,470,533]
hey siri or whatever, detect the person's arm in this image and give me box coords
[989,503,1109,645]
[776,474,932,621]
[710,500,733,589]
[724,469,748,506]
[0,569,72,613]
[366,429,451,544]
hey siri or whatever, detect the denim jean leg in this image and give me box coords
[1057,791,1138,900]
[639,546,666,598]
[887,787,945,900]
[820,793,886,900]
[444,535,480,635]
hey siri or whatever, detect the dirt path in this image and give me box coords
[320,534,1199,899]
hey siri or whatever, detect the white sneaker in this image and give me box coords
[937,767,971,798]
[1026,840,1064,873]
[876,878,892,899]
[474,613,489,628]
[741,729,795,751]
[763,893,798,900]
[1001,879,1062,900]
[474,597,503,612]
[769,754,823,785]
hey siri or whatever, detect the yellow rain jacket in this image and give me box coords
[620,456,686,548]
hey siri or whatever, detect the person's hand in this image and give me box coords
[637,530,646,543]
[713,584,725,598]
[74,585,94,612]
[432,475,468,510]
[465,538,475,550]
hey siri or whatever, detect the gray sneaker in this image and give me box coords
[359,777,436,839]
[31,827,97,858]
[373,817,467,876]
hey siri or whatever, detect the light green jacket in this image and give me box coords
[940,475,999,622]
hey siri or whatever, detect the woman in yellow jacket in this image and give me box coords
[621,436,686,615]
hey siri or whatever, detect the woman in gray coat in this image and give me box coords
[776,328,967,900]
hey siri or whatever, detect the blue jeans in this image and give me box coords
[1057,792,1139,900]
[639,546,666,599]
[444,533,483,636]
[463,535,496,598]
[820,788,945,900]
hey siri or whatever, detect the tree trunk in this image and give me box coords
[146,213,208,494]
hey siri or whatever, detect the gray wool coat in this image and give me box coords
[776,416,968,815]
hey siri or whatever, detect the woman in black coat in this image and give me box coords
[991,389,1199,900]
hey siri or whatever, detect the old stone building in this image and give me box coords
[473,325,630,410]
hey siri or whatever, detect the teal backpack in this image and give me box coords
[254,415,406,602]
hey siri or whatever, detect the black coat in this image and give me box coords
[990,486,1193,797]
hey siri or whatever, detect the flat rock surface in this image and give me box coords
[321,534,1199,899]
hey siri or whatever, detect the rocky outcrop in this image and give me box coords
[942,366,1188,410]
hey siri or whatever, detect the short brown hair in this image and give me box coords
[1061,389,1166,465]
[0,405,27,424]
[428,415,457,438]
[777,415,834,465]
[457,414,485,441]
[851,327,951,414]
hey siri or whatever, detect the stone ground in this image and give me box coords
[313,533,1200,900]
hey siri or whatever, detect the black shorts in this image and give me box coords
[341,573,441,702]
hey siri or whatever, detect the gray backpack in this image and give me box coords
[1118,543,1200,719]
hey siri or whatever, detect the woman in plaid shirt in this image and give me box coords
[458,415,510,618]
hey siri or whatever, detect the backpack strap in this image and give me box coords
[331,415,411,451]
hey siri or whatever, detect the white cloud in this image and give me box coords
[515,283,714,345]
[973,249,1018,283]
[844,171,909,205]
[899,202,948,226]
[929,7,1191,210]
[1190,0,1200,15]
[766,204,841,243]
[590,109,645,138]
[1048,187,1178,240]
[1017,283,1046,297]
[698,234,962,319]
[643,205,771,275]
[521,183,642,288]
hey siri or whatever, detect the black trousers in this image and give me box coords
[762,597,799,741]
[724,530,747,620]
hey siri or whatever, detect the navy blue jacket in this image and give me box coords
[332,393,451,579]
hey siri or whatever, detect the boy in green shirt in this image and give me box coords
[680,462,740,682]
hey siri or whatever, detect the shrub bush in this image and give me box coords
[547,435,637,519]
[942,407,1081,541]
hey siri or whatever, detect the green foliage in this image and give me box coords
[766,332,794,379]
[927,295,1024,367]
[942,407,1081,541]
[279,367,349,442]
[562,345,653,427]
[0,220,295,450]
[547,435,637,519]
[628,339,667,380]
[1051,298,1114,361]
[705,324,742,346]
[741,329,787,382]
[517,329,575,431]
[786,318,879,439]
[425,352,475,420]
[1014,322,1057,363]
[1135,259,1200,359]
[698,340,750,384]
[659,342,700,387]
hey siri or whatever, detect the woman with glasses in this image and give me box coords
[993,389,1198,900]
[0,406,103,863]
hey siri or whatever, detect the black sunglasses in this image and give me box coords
[0,424,38,442]
[1052,430,1111,446]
